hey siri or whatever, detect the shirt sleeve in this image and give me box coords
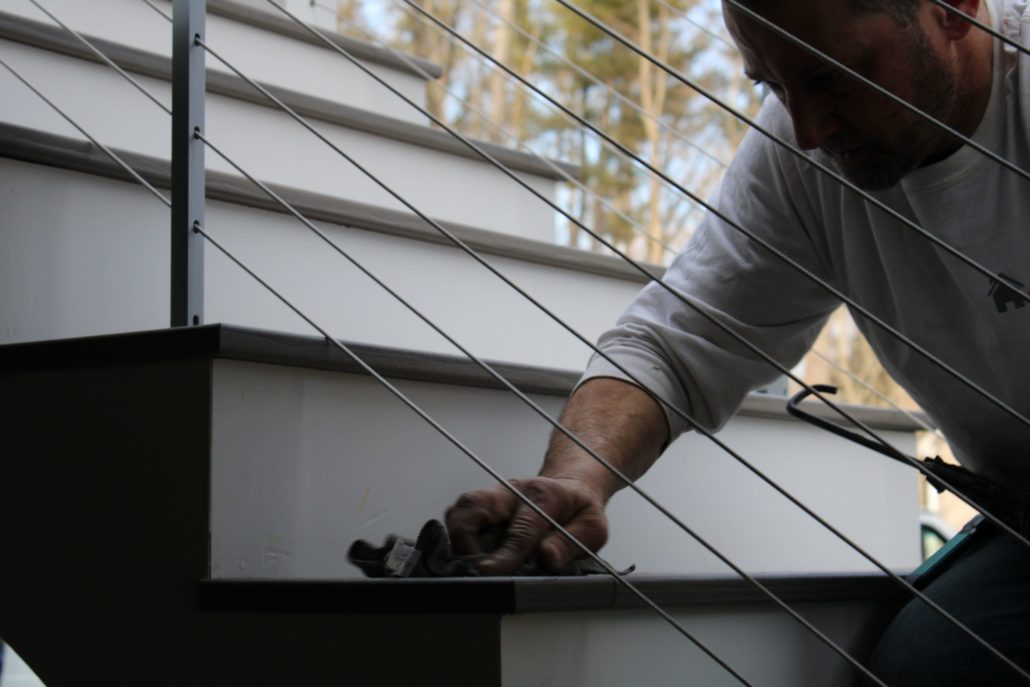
[580,99,841,439]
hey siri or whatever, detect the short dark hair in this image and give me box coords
[849,0,918,23]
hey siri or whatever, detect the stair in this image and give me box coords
[0,2,926,683]
[2,0,441,120]
[0,325,913,685]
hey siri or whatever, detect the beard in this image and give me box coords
[827,27,960,191]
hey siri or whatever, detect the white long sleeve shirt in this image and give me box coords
[583,0,1030,484]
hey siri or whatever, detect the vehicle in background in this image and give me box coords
[920,512,958,560]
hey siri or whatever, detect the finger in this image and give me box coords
[445,485,519,555]
[477,479,564,575]
[538,509,608,572]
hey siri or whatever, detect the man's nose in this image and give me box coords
[785,90,840,151]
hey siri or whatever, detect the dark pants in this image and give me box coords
[867,523,1030,686]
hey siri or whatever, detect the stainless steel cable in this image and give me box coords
[25,0,172,114]
[196,123,894,684]
[197,19,1030,677]
[721,0,1030,187]
[807,347,944,439]
[3,22,738,671]
[0,56,171,206]
[199,115,1030,681]
[8,1,1020,676]
[26,0,1022,674]
[450,0,730,170]
[652,0,734,48]
[554,0,1030,308]
[36,0,1013,670]
[144,0,711,264]
[139,0,172,22]
[2,24,743,669]
[384,0,713,259]
[398,0,1030,456]
[193,218,752,685]
[258,1,948,447]
[345,10,681,259]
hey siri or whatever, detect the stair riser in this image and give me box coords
[503,603,894,686]
[1,39,559,239]
[3,0,432,121]
[210,358,920,580]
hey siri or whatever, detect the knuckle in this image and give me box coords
[452,492,484,510]
[505,516,543,544]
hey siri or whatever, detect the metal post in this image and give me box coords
[171,0,205,327]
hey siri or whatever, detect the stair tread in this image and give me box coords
[197,573,909,614]
[0,323,929,431]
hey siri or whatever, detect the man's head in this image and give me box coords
[723,0,991,190]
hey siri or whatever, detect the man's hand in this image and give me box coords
[445,377,668,576]
[445,475,609,575]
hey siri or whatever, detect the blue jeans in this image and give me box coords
[867,522,1030,685]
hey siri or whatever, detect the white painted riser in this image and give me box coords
[3,0,431,123]
[503,603,887,687]
[209,358,920,580]
[0,159,639,369]
[0,39,559,240]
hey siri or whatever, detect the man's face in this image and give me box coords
[724,0,961,190]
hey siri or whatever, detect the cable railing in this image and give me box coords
[453,0,730,170]
[260,8,1030,652]
[352,0,924,434]
[721,0,1030,187]
[5,0,1030,682]
[1,23,882,687]
[3,63,749,682]
[348,0,1000,449]
[383,0,719,258]
[185,0,1030,675]
[2,8,750,680]
[394,0,1030,497]
[340,9,683,260]
[807,346,944,440]
[189,45,1027,679]
[555,0,1030,308]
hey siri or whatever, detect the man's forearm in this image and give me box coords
[540,377,670,502]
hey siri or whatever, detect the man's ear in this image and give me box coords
[928,0,981,41]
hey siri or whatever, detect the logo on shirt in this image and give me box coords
[987,273,1029,314]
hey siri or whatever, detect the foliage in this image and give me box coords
[335,0,763,264]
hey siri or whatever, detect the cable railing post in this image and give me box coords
[171,0,206,327]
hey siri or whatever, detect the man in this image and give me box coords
[448,0,1030,681]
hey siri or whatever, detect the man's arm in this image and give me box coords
[445,376,669,575]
